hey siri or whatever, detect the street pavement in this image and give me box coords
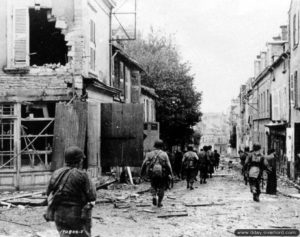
[1,162,300,237]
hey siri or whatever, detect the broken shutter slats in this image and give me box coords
[51,102,87,170]
[14,8,28,67]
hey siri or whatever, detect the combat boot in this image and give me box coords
[157,196,163,208]
[253,193,259,202]
[152,196,157,206]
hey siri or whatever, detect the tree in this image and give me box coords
[124,29,202,148]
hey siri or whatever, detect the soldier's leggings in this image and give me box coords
[249,177,260,195]
[186,168,197,187]
[151,176,168,201]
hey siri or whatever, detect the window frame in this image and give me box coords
[0,104,18,170]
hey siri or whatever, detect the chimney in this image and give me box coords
[254,58,261,78]
[280,25,288,41]
[272,35,281,41]
[260,51,267,70]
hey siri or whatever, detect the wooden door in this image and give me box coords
[101,103,143,167]
[51,101,87,170]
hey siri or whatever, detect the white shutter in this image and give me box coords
[272,90,279,120]
[13,8,29,67]
[295,71,299,108]
[291,74,294,105]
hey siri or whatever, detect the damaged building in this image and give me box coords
[0,0,147,190]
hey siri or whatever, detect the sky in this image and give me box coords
[126,0,291,114]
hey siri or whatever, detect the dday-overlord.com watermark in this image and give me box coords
[234,229,300,236]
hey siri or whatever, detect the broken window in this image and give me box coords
[29,8,68,66]
[20,103,55,170]
[0,104,16,169]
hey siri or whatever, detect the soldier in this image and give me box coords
[141,140,173,207]
[213,150,220,170]
[265,149,277,195]
[239,147,249,185]
[207,145,215,178]
[173,149,183,178]
[45,146,97,237]
[244,144,269,202]
[198,146,209,184]
[181,144,199,190]
[243,147,250,185]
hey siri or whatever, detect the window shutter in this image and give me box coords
[291,74,294,104]
[298,12,300,45]
[13,8,29,67]
[272,91,277,120]
[297,71,300,108]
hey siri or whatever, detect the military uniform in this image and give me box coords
[245,151,268,202]
[141,148,173,207]
[182,150,199,189]
[198,149,209,184]
[207,148,214,178]
[240,151,249,185]
[46,146,96,237]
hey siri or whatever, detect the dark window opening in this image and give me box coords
[151,123,158,131]
[20,102,55,170]
[113,59,125,100]
[143,123,148,130]
[21,102,56,118]
[29,8,68,66]
[20,120,54,169]
[0,104,14,116]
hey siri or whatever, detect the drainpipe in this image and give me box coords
[109,9,112,86]
[288,59,291,128]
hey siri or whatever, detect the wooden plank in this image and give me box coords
[7,198,46,206]
[141,209,156,213]
[0,201,16,207]
[52,101,87,170]
[0,218,31,227]
[184,203,225,207]
[87,102,101,168]
[0,191,44,202]
[157,213,188,218]
[113,203,130,209]
[126,166,134,185]
[136,188,151,194]
[136,204,151,207]
[96,179,117,190]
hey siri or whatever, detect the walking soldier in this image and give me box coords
[207,145,215,178]
[181,144,199,190]
[198,146,209,184]
[45,146,97,237]
[239,147,250,185]
[244,144,269,202]
[141,140,173,207]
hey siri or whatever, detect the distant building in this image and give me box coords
[198,112,229,154]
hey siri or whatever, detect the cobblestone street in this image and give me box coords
[1,161,300,237]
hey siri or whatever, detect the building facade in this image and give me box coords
[0,0,148,190]
[236,23,292,178]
